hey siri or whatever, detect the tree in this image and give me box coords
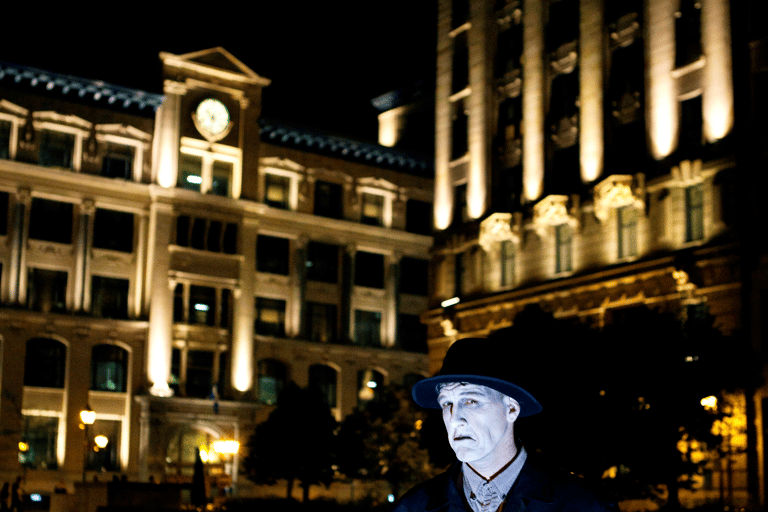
[337,386,438,498]
[243,381,337,501]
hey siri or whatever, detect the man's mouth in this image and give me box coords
[453,435,473,441]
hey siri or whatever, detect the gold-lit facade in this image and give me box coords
[0,48,432,497]
[427,0,767,507]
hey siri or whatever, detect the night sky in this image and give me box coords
[1,1,436,142]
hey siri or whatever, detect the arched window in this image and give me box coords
[257,359,287,405]
[357,369,385,404]
[24,338,66,388]
[166,427,223,475]
[308,364,337,409]
[91,344,128,392]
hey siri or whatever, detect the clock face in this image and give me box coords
[194,98,231,140]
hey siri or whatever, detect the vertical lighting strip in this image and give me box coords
[646,0,678,160]
[579,0,604,183]
[522,0,546,202]
[701,0,734,142]
[434,0,455,230]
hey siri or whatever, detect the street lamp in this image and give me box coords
[80,405,96,482]
[212,439,240,495]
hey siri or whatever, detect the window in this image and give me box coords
[255,297,286,337]
[314,180,343,219]
[186,350,214,398]
[555,224,573,273]
[175,216,238,254]
[498,96,522,145]
[453,183,468,225]
[405,199,432,235]
[495,166,523,213]
[452,0,469,28]
[501,240,515,287]
[451,99,469,160]
[178,154,203,192]
[400,257,428,296]
[264,173,291,209]
[306,302,337,343]
[189,285,216,326]
[357,369,385,404]
[256,235,290,275]
[361,192,385,226]
[307,241,339,283]
[27,268,68,313]
[0,120,10,159]
[454,252,465,296]
[398,314,428,353]
[29,198,73,244]
[175,284,231,328]
[258,359,287,405]
[91,276,129,319]
[675,0,702,69]
[21,416,58,469]
[547,0,579,52]
[618,206,638,258]
[497,22,523,77]
[85,419,121,471]
[354,310,382,347]
[91,344,128,392]
[452,30,469,94]
[309,364,337,409]
[685,184,704,242]
[679,96,703,159]
[211,160,232,197]
[355,251,385,289]
[0,190,8,235]
[170,348,181,395]
[101,143,133,180]
[24,338,66,388]
[39,130,74,169]
[93,209,134,252]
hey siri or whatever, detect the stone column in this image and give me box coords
[341,245,356,343]
[701,0,733,143]
[152,81,184,188]
[231,218,257,393]
[579,0,604,183]
[74,199,95,312]
[646,0,678,160]
[8,187,30,304]
[291,236,308,338]
[384,253,402,348]
[522,0,546,202]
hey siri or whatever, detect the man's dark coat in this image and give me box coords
[393,458,619,512]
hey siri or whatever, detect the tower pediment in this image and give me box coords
[160,47,271,87]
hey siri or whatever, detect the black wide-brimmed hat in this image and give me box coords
[412,337,542,417]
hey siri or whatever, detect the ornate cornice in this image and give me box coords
[532,195,579,237]
[593,174,645,223]
[479,212,521,252]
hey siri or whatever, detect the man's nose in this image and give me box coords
[447,404,466,426]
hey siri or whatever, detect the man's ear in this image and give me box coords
[505,397,521,423]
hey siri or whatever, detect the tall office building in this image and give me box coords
[426,0,766,507]
[0,48,432,495]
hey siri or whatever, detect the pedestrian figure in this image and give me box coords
[10,477,22,512]
[0,482,10,512]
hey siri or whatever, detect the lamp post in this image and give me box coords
[212,439,240,495]
[80,405,96,483]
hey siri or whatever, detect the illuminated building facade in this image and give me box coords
[0,48,432,495]
[427,0,767,507]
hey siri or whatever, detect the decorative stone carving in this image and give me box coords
[671,159,706,186]
[612,91,642,124]
[551,115,578,148]
[479,212,520,252]
[593,174,645,223]
[610,13,640,49]
[533,195,578,237]
[440,318,458,337]
[550,42,578,76]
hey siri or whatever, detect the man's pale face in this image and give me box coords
[437,383,519,474]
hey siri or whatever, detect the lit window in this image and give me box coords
[178,154,203,192]
[21,416,59,469]
[178,151,235,197]
[85,419,121,471]
[258,359,286,405]
[264,173,290,209]
[361,193,384,226]
[618,206,638,258]
[91,344,128,392]
[211,160,232,197]
[555,224,572,273]
[500,240,515,286]
[685,184,704,242]
[39,130,74,169]
[354,310,382,347]
[357,369,385,404]
[255,297,286,337]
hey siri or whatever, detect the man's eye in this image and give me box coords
[464,399,477,405]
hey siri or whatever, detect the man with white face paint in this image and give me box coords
[393,337,618,512]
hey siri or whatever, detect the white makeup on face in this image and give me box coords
[437,382,520,477]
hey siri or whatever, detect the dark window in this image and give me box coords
[405,199,432,235]
[93,209,134,252]
[0,191,8,235]
[176,216,191,247]
[264,173,290,209]
[91,276,129,319]
[177,216,237,254]
[217,352,228,397]
[222,222,238,254]
[400,257,429,295]
[495,166,523,212]
[211,160,231,197]
[309,364,337,408]
[255,297,286,337]
[452,0,469,28]
[452,31,469,94]
[398,314,428,353]
[170,348,181,395]
[24,338,66,388]
[453,183,468,225]
[257,235,290,275]
[101,144,133,180]
[0,120,10,159]
[451,99,469,159]
[21,416,59,469]
[314,180,343,219]
[355,251,385,289]
[29,198,72,244]
[186,350,214,398]
[549,70,580,124]
[307,241,339,283]
[220,288,232,328]
[178,154,203,192]
[173,283,184,323]
[454,252,465,296]
[550,145,581,193]
[497,22,523,76]
[679,95,703,159]
[675,0,702,68]
[498,96,523,143]
[685,184,704,242]
[357,369,385,404]
[361,193,384,226]
[91,344,128,392]
[191,217,207,249]
[258,359,287,405]
[27,268,67,313]
[39,130,74,169]
[189,285,216,326]
[306,302,337,343]
[547,0,579,52]
[354,310,382,347]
